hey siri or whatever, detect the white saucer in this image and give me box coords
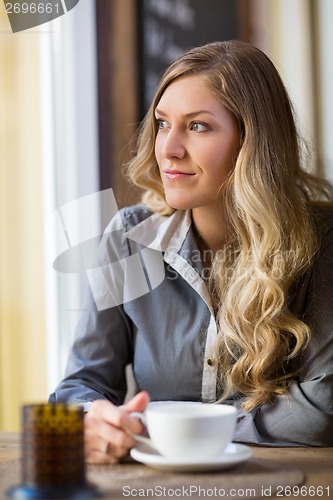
[130,442,252,472]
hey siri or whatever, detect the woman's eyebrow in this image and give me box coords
[154,108,216,119]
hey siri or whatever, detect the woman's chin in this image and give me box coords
[165,196,194,211]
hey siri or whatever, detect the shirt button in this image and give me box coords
[207,357,215,367]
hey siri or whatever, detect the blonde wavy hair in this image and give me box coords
[127,40,333,410]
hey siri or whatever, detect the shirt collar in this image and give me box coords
[124,209,192,254]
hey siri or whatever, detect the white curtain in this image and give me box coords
[40,0,100,393]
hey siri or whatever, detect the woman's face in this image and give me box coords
[154,74,240,212]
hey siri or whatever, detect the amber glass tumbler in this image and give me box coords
[7,403,100,499]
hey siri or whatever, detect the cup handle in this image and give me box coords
[129,411,154,448]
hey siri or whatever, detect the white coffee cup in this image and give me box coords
[131,402,237,459]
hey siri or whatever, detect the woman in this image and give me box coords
[50,40,333,463]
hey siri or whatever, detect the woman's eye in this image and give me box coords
[156,119,168,129]
[190,122,210,132]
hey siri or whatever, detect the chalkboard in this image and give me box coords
[139,0,239,114]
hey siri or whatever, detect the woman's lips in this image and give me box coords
[163,170,195,180]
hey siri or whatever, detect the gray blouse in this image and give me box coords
[50,204,333,447]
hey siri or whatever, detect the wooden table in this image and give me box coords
[0,432,332,499]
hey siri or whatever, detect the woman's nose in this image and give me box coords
[161,129,186,159]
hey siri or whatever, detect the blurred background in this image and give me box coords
[0,0,332,430]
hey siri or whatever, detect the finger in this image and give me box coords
[105,442,129,460]
[123,391,150,413]
[118,391,151,434]
[87,416,137,450]
[85,438,129,463]
[86,450,119,465]
[84,434,106,454]
[85,402,134,438]
[96,402,145,435]
[85,433,129,462]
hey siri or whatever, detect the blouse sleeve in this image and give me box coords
[233,222,333,446]
[49,210,137,407]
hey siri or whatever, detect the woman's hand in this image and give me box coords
[84,391,150,464]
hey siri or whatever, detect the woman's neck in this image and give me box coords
[192,205,229,255]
